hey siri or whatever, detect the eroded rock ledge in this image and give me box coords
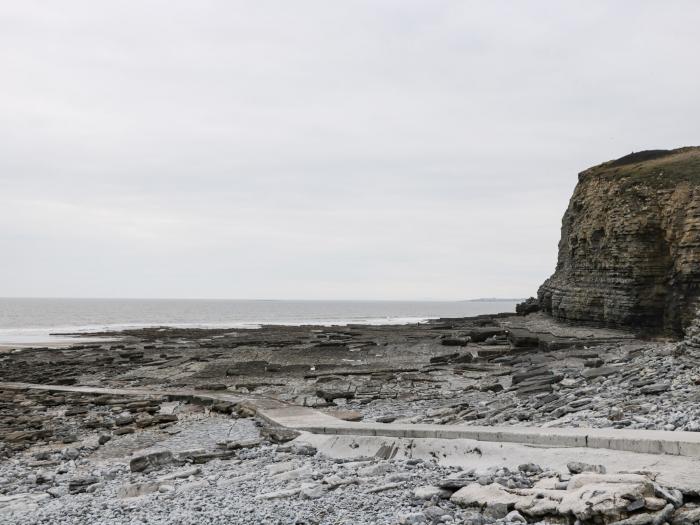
[538,146,700,336]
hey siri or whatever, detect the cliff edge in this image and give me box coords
[538,146,700,336]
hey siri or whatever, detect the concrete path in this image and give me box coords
[258,406,700,457]
[297,433,700,495]
[4,381,700,458]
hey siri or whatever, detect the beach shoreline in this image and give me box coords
[2,312,698,524]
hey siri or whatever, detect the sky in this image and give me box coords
[1,1,699,300]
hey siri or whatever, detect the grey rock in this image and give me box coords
[62,448,80,460]
[518,463,542,475]
[654,483,683,508]
[671,506,700,525]
[567,461,606,474]
[413,485,452,500]
[115,415,135,426]
[484,502,509,520]
[129,449,175,473]
[582,367,621,379]
[68,477,99,494]
[399,513,428,524]
[505,510,528,523]
[641,384,670,395]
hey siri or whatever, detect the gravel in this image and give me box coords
[2,444,482,525]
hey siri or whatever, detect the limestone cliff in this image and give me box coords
[538,147,700,336]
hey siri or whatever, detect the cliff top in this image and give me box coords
[579,146,700,188]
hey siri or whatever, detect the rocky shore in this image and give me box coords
[2,311,700,524]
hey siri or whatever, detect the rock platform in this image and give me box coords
[2,314,700,524]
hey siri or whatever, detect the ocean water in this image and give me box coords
[0,298,519,346]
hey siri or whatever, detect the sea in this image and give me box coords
[0,298,519,346]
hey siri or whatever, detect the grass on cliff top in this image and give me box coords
[580,146,700,189]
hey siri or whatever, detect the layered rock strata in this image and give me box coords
[538,147,700,336]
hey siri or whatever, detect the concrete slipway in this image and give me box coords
[3,381,700,493]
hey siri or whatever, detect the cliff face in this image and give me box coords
[538,147,700,336]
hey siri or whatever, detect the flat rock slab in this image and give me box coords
[582,366,623,379]
[297,433,700,496]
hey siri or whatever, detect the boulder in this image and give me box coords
[451,483,522,507]
[452,474,657,524]
[68,477,99,494]
[567,462,606,475]
[129,449,175,473]
[261,425,300,444]
[316,389,355,402]
[413,485,452,500]
[558,479,654,522]
[671,506,700,525]
[115,415,135,426]
[605,504,675,525]
[566,473,650,490]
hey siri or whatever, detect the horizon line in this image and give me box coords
[0,296,526,303]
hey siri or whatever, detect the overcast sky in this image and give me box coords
[1,1,698,300]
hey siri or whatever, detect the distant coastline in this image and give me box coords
[460,297,526,302]
[0,297,519,346]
